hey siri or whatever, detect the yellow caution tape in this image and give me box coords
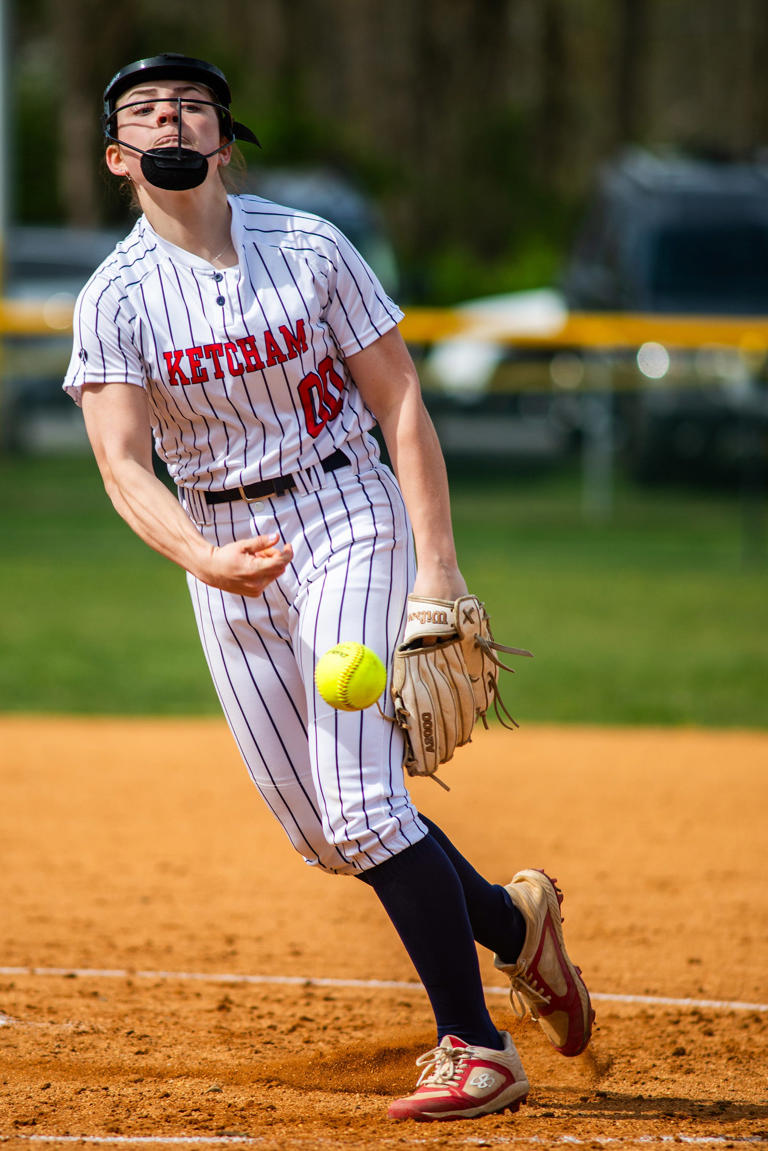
[3,298,768,352]
[400,309,768,352]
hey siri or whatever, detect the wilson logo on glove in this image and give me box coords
[408,607,450,628]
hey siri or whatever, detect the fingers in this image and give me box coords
[241,533,294,568]
[243,531,283,554]
[237,537,294,592]
[204,535,294,596]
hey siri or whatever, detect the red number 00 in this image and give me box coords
[298,357,345,438]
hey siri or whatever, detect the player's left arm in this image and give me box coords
[346,326,467,601]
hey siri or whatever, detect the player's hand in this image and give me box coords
[202,532,294,596]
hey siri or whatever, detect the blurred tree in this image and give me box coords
[616,0,650,144]
[51,0,104,227]
[738,0,768,152]
[10,0,768,298]
[535,0,569,186]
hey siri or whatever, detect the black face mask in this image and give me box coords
[140,146,217,190]
[104,95,260,191]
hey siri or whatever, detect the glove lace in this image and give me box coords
[490,677,520,731]
[415,1043,469,1087]
[475,634,532,731]
[474,633,532,676]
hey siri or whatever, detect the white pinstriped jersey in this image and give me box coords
[63,194,404,491]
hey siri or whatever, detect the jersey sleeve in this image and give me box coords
[322,227,404,358]
[62,273,146,407]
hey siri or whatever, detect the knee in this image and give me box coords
[316,805,428,875]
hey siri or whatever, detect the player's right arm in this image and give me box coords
[80,382,293,596]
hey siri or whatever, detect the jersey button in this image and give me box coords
[216,295,226,306]
[213,272,224,282]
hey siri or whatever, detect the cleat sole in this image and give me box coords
[401,1092,528,1122]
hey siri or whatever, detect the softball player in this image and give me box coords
[63,53,592,1121]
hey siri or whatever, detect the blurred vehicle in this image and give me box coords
[425,147,768,479]
[2,225,123,452]
[564,147,768,314]
[562,147,768,480]
[244,166,401,299]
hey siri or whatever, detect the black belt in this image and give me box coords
[204,449,350,506]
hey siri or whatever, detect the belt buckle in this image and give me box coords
[237,474,295,502]
[237,483,264,503]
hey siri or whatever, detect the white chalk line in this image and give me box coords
[0,966,765,1014]
[0,1135,766,1147]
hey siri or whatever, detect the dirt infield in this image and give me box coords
[1,716,767,1149]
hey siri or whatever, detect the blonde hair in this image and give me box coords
[222,144,247,192]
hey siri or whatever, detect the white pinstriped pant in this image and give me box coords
[180,444,428,874]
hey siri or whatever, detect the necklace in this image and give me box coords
[209,238,234,266]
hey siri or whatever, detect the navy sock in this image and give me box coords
[418,814,527,965]
[358,834,503,1050]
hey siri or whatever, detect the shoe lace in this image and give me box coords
[505,961,552,1021]
[415,1043,469,1087]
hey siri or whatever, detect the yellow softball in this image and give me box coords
[315,642,387,711]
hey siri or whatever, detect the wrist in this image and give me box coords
[414,552,460,581]
[184,537,218,583]
[412,561,467,601]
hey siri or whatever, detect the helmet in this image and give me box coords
[102,53,260,190]
[104,54,231,115]
[102,52,260,145]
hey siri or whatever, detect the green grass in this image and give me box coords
[1,453,766,726]
[449,467,767,727]
[0,454,215,715]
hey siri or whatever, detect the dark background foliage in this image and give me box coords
[10,0,768,300]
